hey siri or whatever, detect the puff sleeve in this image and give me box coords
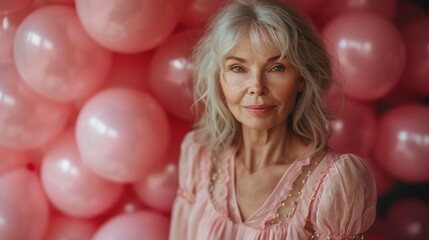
[169,131,203,240]
[307,154,377,239]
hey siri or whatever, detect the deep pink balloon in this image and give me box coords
[399,17,429,95]
[364,155,395,197]
[75,0,185,53]
[13,5,112,102]
[93,211,170,240]
[0,169,49,240]
[180,0,229,27]
[395,0,428,26]
[76,88,170,182]
[386,198,429,240]
[327,95,377,156]
[43,215,98,240]
[0,62,71,150]
[103,51,153,92]
[323,12,405,101]
[382,84,425,107]
[41,130,124,218]
[149,29,201,122]
[0,0,34,13]
[374,104,429,183]
[284,0,323,15]
[314,0,397,28]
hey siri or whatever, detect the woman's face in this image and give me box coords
[220,34,303,131]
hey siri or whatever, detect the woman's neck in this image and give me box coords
[237,124,306,173]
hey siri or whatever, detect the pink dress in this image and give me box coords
[169,131,377,240]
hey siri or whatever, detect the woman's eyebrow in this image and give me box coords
[225,56,247,62]
[267,55,282,62]
[225,55,282,62]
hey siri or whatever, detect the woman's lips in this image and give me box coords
[243,105,275,114]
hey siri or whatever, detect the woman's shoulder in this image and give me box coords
[321,150,374,179]
[306,150,377,237]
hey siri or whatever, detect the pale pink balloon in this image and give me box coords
[0,62,71,150]
[0,147,30,175]
[374,104,429,183]
[133,159,179,213]
[0,169,49,240]
[180,0,230,27]
[75,0,185,53]
[314,0,397,28]
[0,8,32,63]
[76,88,171,182]
[149,29,202,122]
[132,116,190,212]
[98,186,147,224]
[13,5,112,102]
[103,51,153,92]
[0,0,34,13]
[327,95,377,156]
[93,211,170,240]
[41,130,124,218]
[44,215,98,240]
[399,17,429,95]
[323,13,405,101]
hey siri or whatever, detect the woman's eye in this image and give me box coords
[270,65,286,72]
[231,66,245,72]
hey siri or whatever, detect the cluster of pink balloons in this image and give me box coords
[0,0,428,239]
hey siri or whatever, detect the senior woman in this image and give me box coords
[169,0,377,239]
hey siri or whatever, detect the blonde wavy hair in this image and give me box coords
[192,0,332,155]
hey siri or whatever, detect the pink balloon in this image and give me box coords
[132,116,190,212]
[395,1,427,26]
[93,211,170,240]
[76,88,170,182]
[0,147,31,175]
[36,0,74,6]
[374,104,429,183]
[327,95,377,156]
[314,0,397,28]
[364,155,395,197]
[149,29,202,122]
[0,62,71,150]
[382,84,425,107]
[104,186,147,218]
[283,0,323,15]
[0,0,34,13]
[41,130,124,218]
[0,169,49,240]
[13,5,112,102]
[399,17,429,95]
[323,13,405,101]
[180,0,229,27]
[103,51,153,92]
[44,215,98,240]
[386,198,429,240]
[133,159,179,213]
[75,0,185,53]
[0,8,32,63]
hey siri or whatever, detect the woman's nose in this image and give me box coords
[247,72,267,96]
